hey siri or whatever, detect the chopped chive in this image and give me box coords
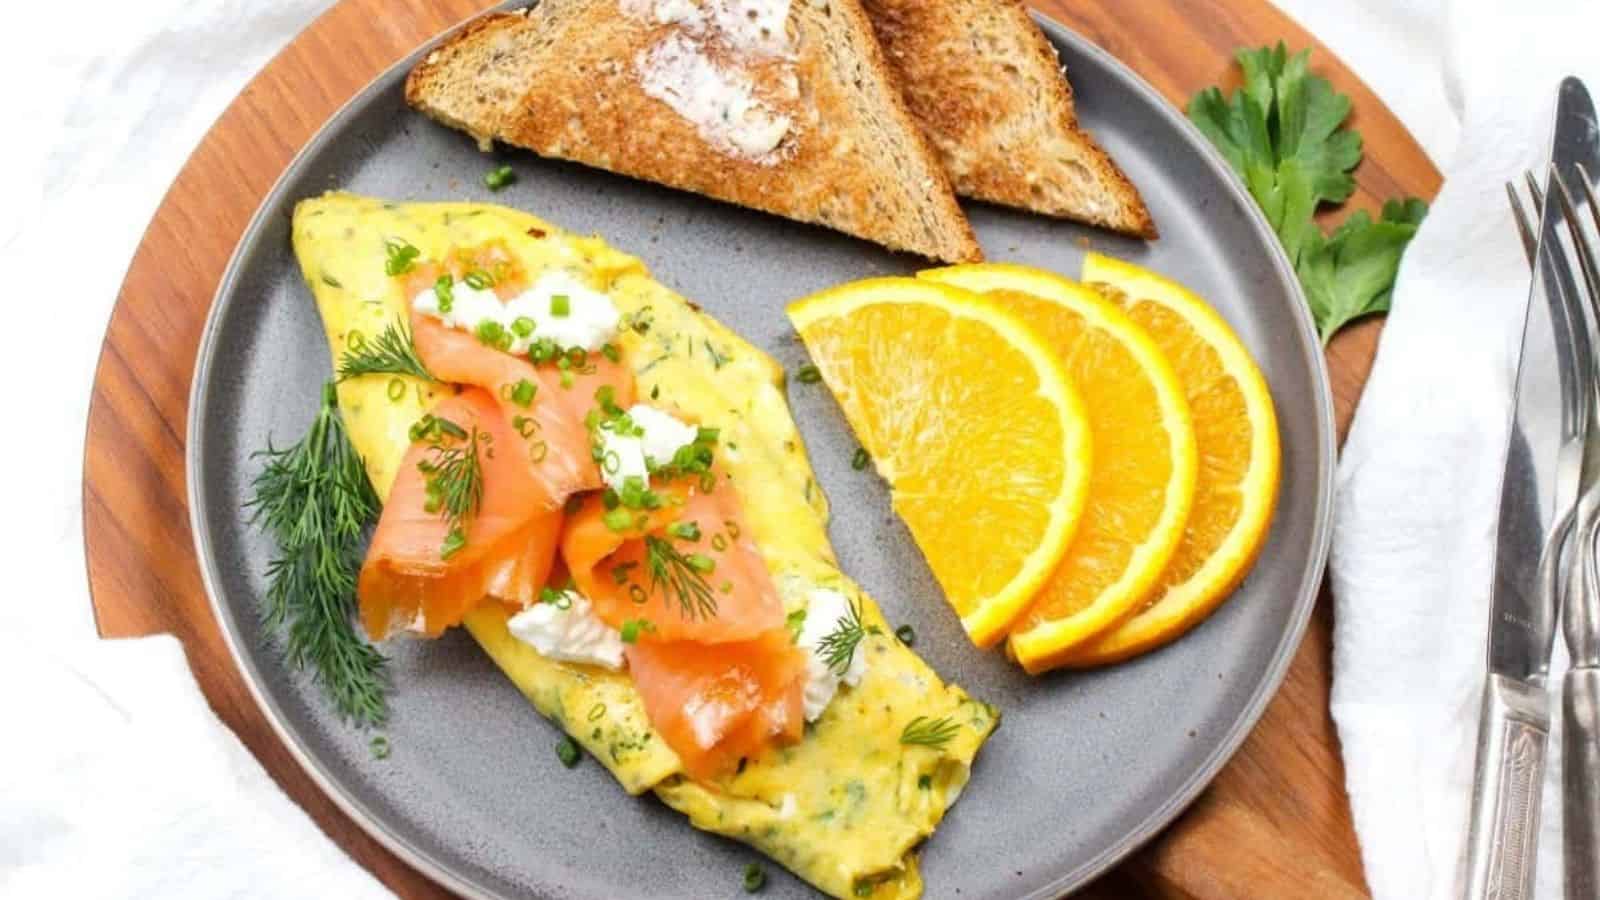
[433,274,454,313]
[620,619,654,644]
[321,273,343,289]
[917,774,932,790]
[560,370,574,389]
[550,294,571,317]
[796,364,822,384]
[369,735,391,760]
[603,508,634,532]
[742,863,767,893]
[686,554,716,574]
[601,343,622,363]
[588,702,607,721]
[895,624,916,646]
[852,447,870,470]
[511,316,536,338]
[667,521,701,541]
[529,440,549,462]
[475,319,506,348]
[387,378,406,402]
[786,608,807,641]
[464,269,494,290]
[555,736,581,768]
[383,238,420,276]
[484,164,516,191]
[510,379,537,408]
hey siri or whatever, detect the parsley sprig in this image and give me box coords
[1188,43,1427,344]
[337,319,437,383]
[247,382,387,726]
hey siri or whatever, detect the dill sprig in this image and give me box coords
[815,596,866,677]
[644,534,719,620]
[899,715,961,748]
[247,382,388,726]
[337,319,436,383]
[417,421,485,559]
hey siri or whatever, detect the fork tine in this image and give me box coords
[1509,180,1540,267]
[1529,169,1548,215]
[1577,162,1600,256]
[1553,165,1600,307]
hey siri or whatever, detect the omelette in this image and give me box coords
[291,192,996,899]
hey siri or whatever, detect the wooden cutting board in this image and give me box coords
[81,1,1440,897]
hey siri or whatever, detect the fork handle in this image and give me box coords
[1565,667,1600,899]
[1465,674,1549,900]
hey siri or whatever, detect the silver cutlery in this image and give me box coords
[1467,76,1597,900]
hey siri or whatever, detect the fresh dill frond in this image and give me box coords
[247,382,388,726]
[814,596,866,677]
[899,715,961,748]
[337,319,436,383]
[417,423,485,559]
[644,534,719,620]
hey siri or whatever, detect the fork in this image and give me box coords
[1509,164,1600,898]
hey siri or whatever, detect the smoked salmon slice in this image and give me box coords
[358,388,562,639]
[624,630,807,781]
[409,312,633,507]
[560,479,786,644]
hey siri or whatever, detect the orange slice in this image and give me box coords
[1064,253,1280,665]
[920,264,1197,673]
[788,277,1091,647]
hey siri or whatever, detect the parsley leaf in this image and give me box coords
[1189,43,1426,344]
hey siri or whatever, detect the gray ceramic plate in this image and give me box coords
[188,6,1333,898]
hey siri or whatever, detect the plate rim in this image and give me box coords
[185,6,1336,898]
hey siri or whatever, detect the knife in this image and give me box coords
[1464,78,1596,900]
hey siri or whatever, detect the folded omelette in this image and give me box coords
[291,192,996,898]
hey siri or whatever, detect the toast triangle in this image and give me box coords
[862,0,1157,238]
[406,3,983,263]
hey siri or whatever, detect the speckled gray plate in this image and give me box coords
[188,6,1333,898]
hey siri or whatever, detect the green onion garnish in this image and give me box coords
[895,624,916,646]
[742,863,767,893]
[601,343,622,363]
[852,447,870,470]
[796,364,822,384]
[434,274,454,313]
[484,164,517,191]
[510,379,537,408]
[383,238,420,276]
[555,736,581,768]
[603,508,634,532]
[667,521,701,541]
[550,294,571,317]
[511,316,535,338]
[686,554,716,574]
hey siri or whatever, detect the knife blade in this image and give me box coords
[1464,78,1596,900]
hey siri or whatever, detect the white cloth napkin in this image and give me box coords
[0,2,383,897]
[1328,1,1600,898]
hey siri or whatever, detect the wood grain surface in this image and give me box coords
[81,1,1442,897]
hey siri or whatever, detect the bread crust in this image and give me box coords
[862,0,1156,239]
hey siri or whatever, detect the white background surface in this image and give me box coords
[0,0,1579,897]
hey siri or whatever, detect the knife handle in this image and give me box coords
[1465,674,1549,900]
[1565,667,1600,899]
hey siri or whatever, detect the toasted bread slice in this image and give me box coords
[406,4,982,263]
[861,0,1156,238]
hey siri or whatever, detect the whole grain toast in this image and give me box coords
[861,0,1157,238]
[406,3,982,263]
